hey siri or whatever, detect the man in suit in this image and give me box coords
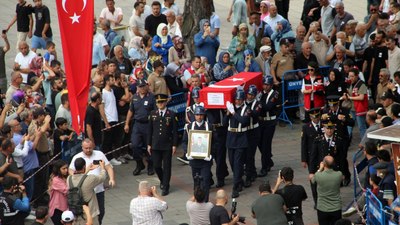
[301,107,323,207]
[147,94,178,196]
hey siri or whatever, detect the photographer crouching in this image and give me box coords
[209,189,241,225]
[0,176,31,225]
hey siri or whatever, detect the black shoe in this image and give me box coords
[132,161,145,176]
[216,180,225,188]
[237,183,243,192]
[147,168,154,176]
[231,190,239,198]
[160,184,164,190]
[258,169,268,177]
[162,189,169,196]
[343,177,351,187]
[250,175,257,182]
[209,178,215,187]
[244,180,251,188]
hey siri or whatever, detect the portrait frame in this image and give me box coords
[188,130,212,159]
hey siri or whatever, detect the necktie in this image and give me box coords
[327,138,331,144]
[316,124,320,132]
[160,111,163,117]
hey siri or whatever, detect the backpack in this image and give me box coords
[67,174,88,217]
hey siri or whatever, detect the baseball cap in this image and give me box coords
[61,211,75,222]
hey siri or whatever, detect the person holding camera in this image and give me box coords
[251,182,287,225]
[186,187,214,225]
[209,189,240,225]
[0,176,31,225]
[129,181,168,225]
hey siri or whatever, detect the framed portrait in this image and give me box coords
[188,130,212,159]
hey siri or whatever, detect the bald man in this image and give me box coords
[5,71,23,103]
[209,190,239,225]
[14,41,37,84]
[312,156,343,225]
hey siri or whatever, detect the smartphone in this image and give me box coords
[2,30,6,34]
[8,157,12,164]
[93,160,101,165]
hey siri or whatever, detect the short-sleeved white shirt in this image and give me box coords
[102,88,119,122]
[93,33,108,47]
[14,51,37,83]
[129,14,145,37]
[69,150,110,193]
[99,7,123,27]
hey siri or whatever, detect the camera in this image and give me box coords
[231,198,246,223]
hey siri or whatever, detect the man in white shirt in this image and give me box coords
[135,0,152,19]
[386,36,400,80]
[129,2,145,38]
[166,10,182,38]
[93,22,110,56]
[264,4,284,31]
[161,0,180,15]
[319,0,336,37]
[99,0,123,27]
[14,41,36,84]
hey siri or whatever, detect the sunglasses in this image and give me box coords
[308,68,315,72]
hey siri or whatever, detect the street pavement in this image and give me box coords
[0,0,368,224]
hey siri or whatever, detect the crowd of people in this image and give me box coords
[1,0,400,225]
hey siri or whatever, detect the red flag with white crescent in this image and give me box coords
[56,0,93,134]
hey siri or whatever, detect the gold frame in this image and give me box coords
[187,130,212,159]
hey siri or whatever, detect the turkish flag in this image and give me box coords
[56,0,93,134]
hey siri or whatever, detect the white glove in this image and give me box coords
[226,101,235,114]
[186,153,193,160]
[199,102,204,107]
[204,155,212,161]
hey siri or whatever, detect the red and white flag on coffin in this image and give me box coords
[56,0,93,134]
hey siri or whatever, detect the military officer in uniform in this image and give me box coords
[244,84,261,187]
[322,95,354,186]
[124,79,156,176]
[183,105,213,202]
[224,89,250,198]
[147,94,179,196]
[301,107,323,207]
[258,76,279,177]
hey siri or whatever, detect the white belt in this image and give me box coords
[228,127,248,132]
[260,115,276,121]
[248,123,259,130]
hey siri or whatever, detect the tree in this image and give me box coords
[181,0,215,56]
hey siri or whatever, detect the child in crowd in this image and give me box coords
[44,41,57,67]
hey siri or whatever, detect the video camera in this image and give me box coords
[231,198,246,223]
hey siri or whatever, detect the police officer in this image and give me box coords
[258,76,279,177]
[124,79,156,176]
[322,95,354,186]
[244,84,261,187]
[183,105,213,202]
[147,94,179,196]
[224,89,250,198]
[301,107,323,207]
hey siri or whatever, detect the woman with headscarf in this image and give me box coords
[109,35,130,59]
[260,1,270,21]
[164,62,189,94]
[128,36,147,63]
[271,19,295,51]
[213,51,237,81]
[325,68,347,97]
[236,49,261,72]
[228,23,256,64]
[152,23,173,65]
[168,36,191,65]
[194,19,220,67]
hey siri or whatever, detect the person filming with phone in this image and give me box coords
[0,176,31,225]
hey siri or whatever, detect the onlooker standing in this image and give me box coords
[386,36,400,80]
[166,10,182,38]
[152,23,173,65]
[129,1,145,38]
[331,2,354,38]
[5,71,23,104]
[48,160,68,225]
[319,0,335,37]
[129,181,168,225]
[275,0,290,21]
[31,0,52,52]
[227,0,247,36]
[14,41,37,84]
[99,0,123,27]
[194,19,220,67]
[0,176,30,225]
[145,1,167,37]
[6,0,33,49]
[148,60,169,95]
[85,92,103,148]
[311,156,343,225]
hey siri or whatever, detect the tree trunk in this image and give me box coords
[182,0,215,56]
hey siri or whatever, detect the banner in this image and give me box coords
[392,143,400,196]
[55,0,93,134]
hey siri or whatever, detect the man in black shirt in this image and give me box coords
[32,0,52,51]
[209,189,239,225]
[6,0,33,49]
[85,92,103,148]
[145,1,167,36]
[369,31,388,101]
[273,167,308,225]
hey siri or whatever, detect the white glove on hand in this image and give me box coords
[226,101,235,114]
[204,155,212,161]
[199,102,204,107]
[186,153,193,160]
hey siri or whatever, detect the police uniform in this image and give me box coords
[258,76,279,177]
[301,107,323,206]
[206,108,229,187]
[322,95,354,186]
[244,85,262,187]
[147,94,179,196]
[183,106,213,202]
[223,89,250,198]
[185,87,202,123]
[129,87,156,176]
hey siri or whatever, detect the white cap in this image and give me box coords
[260,45,271,53]
[61,211,75,222]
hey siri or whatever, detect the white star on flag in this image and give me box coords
[70,13,81,24]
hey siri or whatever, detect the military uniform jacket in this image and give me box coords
[245,99,261,129]
[309,134,345,173]
[301,122,322,166]
[223,105,250,149]
[322,107,354,140]
[259,89,279,122]
[148,109,178,151]
[183,121,213,167]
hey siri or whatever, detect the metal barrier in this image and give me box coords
[366,189,385,225]
[167,92,187,132]
[384,206,400,225]
[352,148,368,202]
[278,66,331,128]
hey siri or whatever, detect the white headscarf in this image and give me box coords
[156,23,169,44]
